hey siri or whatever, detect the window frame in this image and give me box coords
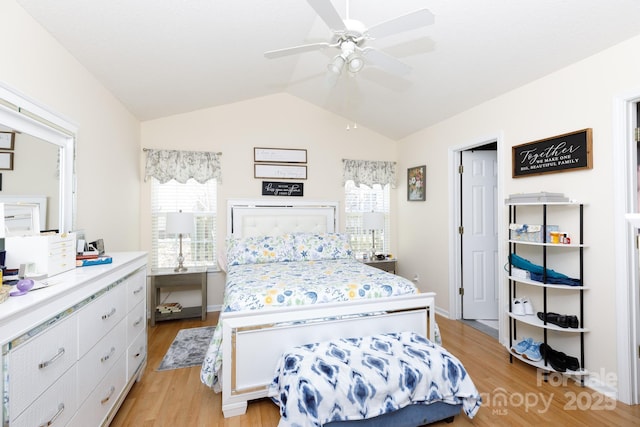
[344,181,391,258]
[150,177,217,271]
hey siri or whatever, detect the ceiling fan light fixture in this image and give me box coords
[328,55,346,75]
[347,53,364,73]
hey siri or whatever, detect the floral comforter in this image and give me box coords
[200,258,420,390]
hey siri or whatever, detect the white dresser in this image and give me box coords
[0,252,147,427]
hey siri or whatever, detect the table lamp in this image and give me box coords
[166,211,194,272]
[362,212,384,258]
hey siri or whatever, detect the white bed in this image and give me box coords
[202,200,438,418]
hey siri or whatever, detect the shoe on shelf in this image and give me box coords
[523,341,542,362]
[521,296,535,315]
[511,337,533,354]
[512,298,526,315]
[539,343,580,372]
[537,312,579,328]
[539,343,565,372]
[564,354,580,372]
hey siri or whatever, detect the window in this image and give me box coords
[150,178,217,270]
[344,180,390,257]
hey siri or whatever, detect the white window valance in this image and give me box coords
[342,159,396,188]
[144,149,222,184]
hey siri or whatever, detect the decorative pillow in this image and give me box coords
[292,233,353,261]
[226,234,295,266]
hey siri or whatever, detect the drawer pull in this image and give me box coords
[100,386,116,405]
[102,307,117,320]
[134,345,145,358]
[39,403,64,427]
[133,286,144,295]
[101,346,116,363]
[133,316,143,327]
[39,347,65,369]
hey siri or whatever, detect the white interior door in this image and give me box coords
[461,149,498,319]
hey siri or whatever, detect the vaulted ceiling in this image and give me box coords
[15,0,640,139]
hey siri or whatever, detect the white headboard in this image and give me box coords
[227,200,338,237]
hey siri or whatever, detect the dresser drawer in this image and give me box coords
[8,315,78,418]
[127,299,146,342]
[126,269,146,312]
[127,328,147,380]
[70,352,126,427]
[77,319,126,402]
[48,253,76,276]
[77,283,126,356]
[11,365,77,427]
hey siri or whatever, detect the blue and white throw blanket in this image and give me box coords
[268,331,481,427]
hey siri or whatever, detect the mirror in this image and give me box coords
[0,127,59,230]
[0,82,76,233]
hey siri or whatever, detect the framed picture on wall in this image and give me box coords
[254,164,307,179]
[254,147,307,163]
[407,165,426,201]
[0,132,15,150]
[0,152,13,170]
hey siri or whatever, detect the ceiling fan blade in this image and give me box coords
[361,47,411,76]
[264,42,332,59]
[367,8,434,39]
[307,0,346,32]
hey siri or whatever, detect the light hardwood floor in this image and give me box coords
[111,314,640,426]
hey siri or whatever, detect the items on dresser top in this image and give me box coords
[4,232,77,278]
[8,278,34,296]
[0,284,9,303]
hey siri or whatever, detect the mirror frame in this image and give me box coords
[0,82,76,233]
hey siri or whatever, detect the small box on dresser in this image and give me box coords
[5,232,76,277]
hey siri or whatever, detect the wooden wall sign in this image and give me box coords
[261,181,304,197]
[512,128,593,178]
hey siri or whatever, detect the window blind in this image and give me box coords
[150,178,217,270]
[344,181,390,257]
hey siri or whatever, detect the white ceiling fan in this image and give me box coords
[264,0,434,84]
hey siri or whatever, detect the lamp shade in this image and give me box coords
[362,212,384,231]
[166,211,194,235]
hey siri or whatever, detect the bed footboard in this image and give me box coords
[220,292,436,418]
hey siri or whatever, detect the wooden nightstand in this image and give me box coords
[150,267,207,326]
[362,258,397,274]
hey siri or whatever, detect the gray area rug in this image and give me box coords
[157,326,215,371]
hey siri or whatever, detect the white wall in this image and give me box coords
[398,34,640,391]
[0,0,140,250]
[140,93,399,306]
